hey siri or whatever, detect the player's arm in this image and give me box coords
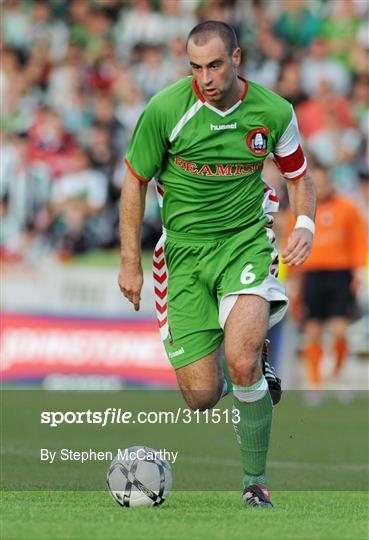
[117,96,169,309]
[282,172,316,266]
[118,169,148,311]
[272,106,316,266]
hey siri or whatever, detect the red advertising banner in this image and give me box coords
[1,312,176,386]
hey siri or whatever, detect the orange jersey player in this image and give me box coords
[285,163,367,391]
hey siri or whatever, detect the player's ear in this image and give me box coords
[232,47,241,68]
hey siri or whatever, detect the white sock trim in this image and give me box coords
[233,376,268,403]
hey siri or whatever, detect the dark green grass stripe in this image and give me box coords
[1,491,368,540]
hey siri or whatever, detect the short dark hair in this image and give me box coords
[186,20,238,56]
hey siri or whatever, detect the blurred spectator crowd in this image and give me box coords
[1,0,368,261]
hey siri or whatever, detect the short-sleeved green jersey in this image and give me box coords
[125,76,306,235]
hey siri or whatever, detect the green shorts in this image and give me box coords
[152,219,288,369]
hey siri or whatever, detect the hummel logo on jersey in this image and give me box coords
[168,347,185,358]
[210,122,237,131]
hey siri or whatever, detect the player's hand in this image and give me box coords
[282,228,313,267]
[118,259,143,311]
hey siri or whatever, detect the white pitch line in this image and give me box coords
[1,445,38,457]
[1,446,368,473]
[182,456,369,472]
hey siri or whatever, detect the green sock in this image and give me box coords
[232,378,273,489]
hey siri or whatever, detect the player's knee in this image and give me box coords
[229,335,263,360]
[227,348,262,386]
[182,389,221,411]
[304,321,322,343]
[330,321,348,341]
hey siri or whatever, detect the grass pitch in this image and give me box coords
[1,490,368,540]
[2,390,368,539]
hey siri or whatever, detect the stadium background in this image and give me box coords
[1,0,368,391]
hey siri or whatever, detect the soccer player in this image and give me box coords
[286,164,367,392]
[118,21,316,508]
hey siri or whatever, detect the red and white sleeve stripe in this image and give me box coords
[273,107,307,181]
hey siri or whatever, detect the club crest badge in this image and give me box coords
[246,128,269,155]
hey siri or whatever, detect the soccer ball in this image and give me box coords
[106,445,173,507]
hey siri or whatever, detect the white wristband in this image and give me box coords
[294,215,315,235]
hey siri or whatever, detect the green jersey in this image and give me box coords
[125,76,307,235]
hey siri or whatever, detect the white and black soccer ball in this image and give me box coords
[106,445,173,507]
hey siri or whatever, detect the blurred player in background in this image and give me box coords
[119,21,316,508]
[286,164,367,392]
